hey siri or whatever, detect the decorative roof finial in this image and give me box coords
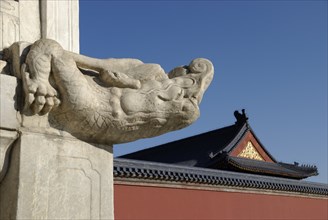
[234,109,248,125]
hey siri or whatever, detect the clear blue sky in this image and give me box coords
[79,1,327,183]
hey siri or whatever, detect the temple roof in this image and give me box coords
[121,123,246,167]
[120,110,318,180]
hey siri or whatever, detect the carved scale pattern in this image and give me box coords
[237,141,264,161]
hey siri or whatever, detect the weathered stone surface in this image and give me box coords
[0,74,20,129]
[0,131,113,220]
[19,0,41,44]
[14,39,214,145]
[3,41,31,78]
[1,0,78,53]
[0,0,41,52]
[41,0,79,53]
[0,129,18,182]
[0,0,20,51]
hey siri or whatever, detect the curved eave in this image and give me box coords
[225,156,318,180]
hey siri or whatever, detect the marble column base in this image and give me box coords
[0,132,113,220]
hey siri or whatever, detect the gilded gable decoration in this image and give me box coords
[237,141,264,161]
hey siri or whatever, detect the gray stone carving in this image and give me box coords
[5,39,214,145]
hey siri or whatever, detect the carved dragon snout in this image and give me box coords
[7,39,214,144]
[168,58,214,105]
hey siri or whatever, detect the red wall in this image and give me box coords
[115,183,328,220]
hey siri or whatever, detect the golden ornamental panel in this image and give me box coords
[237,141,264,161]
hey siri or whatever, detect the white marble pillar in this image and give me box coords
[0,0,42,74]
[0,73,20,185]
[41,0,80,53]
[0,0,79,53]
[0,1,114,219]
[0,0,41,51]
[0,0,20,50]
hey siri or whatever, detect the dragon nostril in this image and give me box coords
[157,94,170,101]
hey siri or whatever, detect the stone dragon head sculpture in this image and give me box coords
[5,39,214,145]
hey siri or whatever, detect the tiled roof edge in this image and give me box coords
[114,158,328,196]
[209,123,248,159]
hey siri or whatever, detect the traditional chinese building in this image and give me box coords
[113,110,327,220]
[119,110,318,180]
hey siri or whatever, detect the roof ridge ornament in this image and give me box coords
[234,109,249,125]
